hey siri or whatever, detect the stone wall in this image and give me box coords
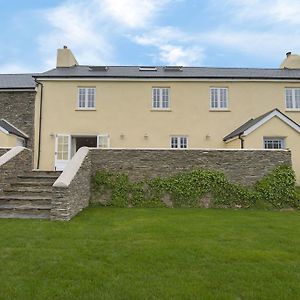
[51,148,91,221]
[90,149,292,186]
[0,91,35,150]
[0,147,32,192]
[0,148,10,157]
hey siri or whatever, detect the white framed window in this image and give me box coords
[152,87,170,109]
[78,87,96,109]
[285,88,300,110]
[210,87,228,110]
[97,134,110,148]
[170,136,188,149]
[263,137,285,149]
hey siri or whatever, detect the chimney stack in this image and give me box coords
[280,52,300,69]
[56,46,78,68]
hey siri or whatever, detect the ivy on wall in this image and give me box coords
[91,165,299,209]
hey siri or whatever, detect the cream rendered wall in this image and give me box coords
[0,131,18,147]
[35,79,300,171]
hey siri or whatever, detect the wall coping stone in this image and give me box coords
[89,147,290,152]
[53,147,89,188]
[0,146,26,167]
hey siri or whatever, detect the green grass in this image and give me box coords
[1,208,300,300]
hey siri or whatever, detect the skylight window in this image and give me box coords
[138,67,157,71]
[164,66,183,72]
[88,66,108,72]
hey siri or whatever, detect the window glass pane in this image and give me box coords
[264,138,284,149]
[295,89,300,108]
[171,137,178,148]
[285,89,293,109]
[152,88,160,108]
[79,88,86,108]
[162,88,169,108]
[180,137,187,148]
[88,88,95,108]
[220,88,228,108]
[211,89,218,108]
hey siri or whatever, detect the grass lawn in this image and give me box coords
[1,208,300,300]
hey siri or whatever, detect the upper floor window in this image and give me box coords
[285,88,300,110]
[78,87,96,109]
[152,87,170,109]
[171,136,188,149]
[263,137,285,149]
[210,87,228,110]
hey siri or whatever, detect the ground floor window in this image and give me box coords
[263,137,285,149]
[171,136,188,149]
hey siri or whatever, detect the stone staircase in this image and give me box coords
[0,170,61,219]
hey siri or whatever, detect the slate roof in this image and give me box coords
[0,119,28,139]
[223,108,300,141]
[35,65,300,80]
[0,74,36,90]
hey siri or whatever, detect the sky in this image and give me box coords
[0,0,300,73]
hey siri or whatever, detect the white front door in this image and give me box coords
[55,134,71,171]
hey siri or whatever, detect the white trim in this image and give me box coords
[35,78,300,83]
[1,119,29,138]
[244,110,300,136]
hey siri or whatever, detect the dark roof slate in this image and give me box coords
[0,74,36,89]
[0,119,28,139]
[35,65,300,79]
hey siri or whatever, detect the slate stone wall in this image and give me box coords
[51,153,91,221]
[0,91,35,150]
[90,149,292,186]
[0,148,32,192]
[0,148,10,157]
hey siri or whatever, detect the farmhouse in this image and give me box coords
[33,47,300,183]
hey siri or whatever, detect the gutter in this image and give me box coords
[238,134,245,149]
[34,78,44,169]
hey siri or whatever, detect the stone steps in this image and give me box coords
[0,170,61,219]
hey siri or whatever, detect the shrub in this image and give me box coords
[92,165,298,209]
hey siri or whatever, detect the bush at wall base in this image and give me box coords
[91,165,299,209]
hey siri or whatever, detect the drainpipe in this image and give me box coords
[238,134,244,149]
[34,78,44,169]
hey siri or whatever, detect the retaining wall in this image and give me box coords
[90,149,292,186]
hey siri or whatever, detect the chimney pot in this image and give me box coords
[286,51,292,57]
[63,45,68,49]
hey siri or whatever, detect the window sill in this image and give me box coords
[151,109,172,112]
[209,109,231,112]
[285,109,300,112]
[75,109,97,111]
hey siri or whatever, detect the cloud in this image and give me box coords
[100,0,173,28]
[38,1,114,68]
[0,63,34,74]
[37,0,176,68]
[224,0,300,25]
[133,27,204,65]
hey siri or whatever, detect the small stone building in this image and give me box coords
[0,74,36,149]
